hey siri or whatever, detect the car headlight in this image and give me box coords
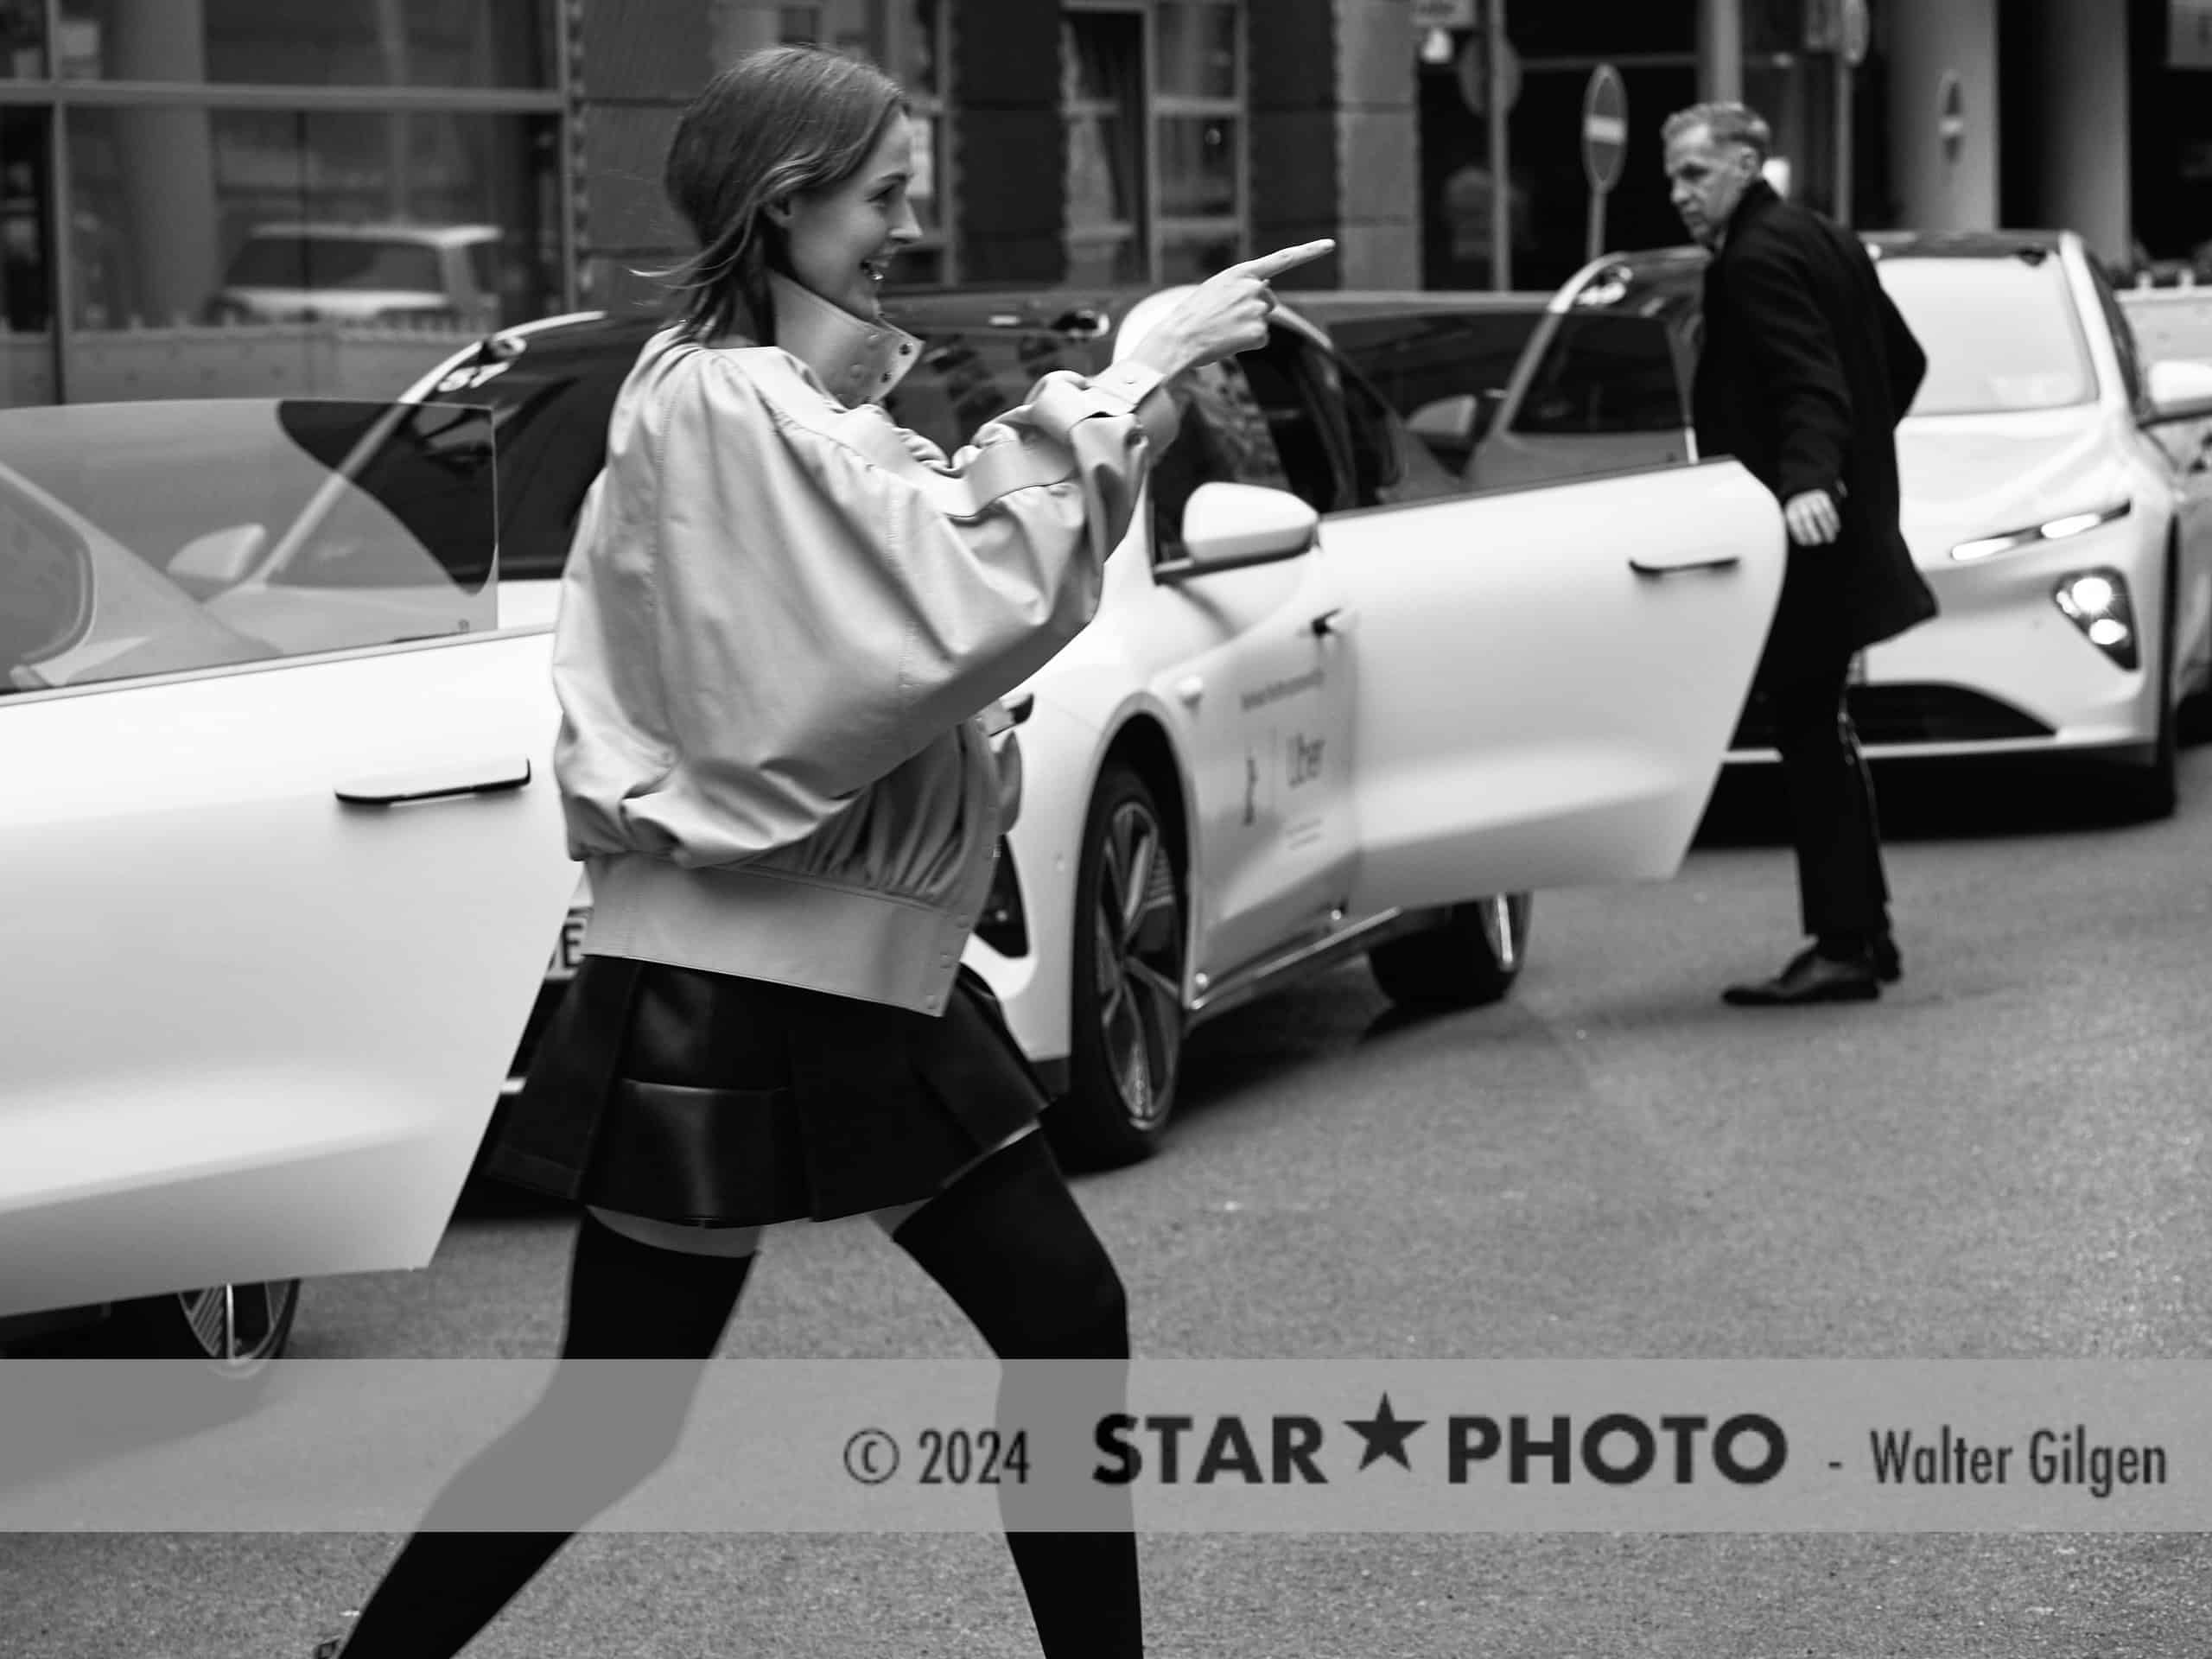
[1950,500,2131,562]
[2051,567,2139,670]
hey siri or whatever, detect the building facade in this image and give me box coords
[0,2,2194,415]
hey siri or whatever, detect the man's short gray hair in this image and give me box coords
[1662,100,1772,162]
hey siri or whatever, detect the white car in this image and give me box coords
[0,302,1784,1357]
[205,220,508,331]
[1411,231,2212,817]
[402,287,1785,1170]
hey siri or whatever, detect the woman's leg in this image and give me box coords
[327,1210,756,1657]
[880,1128,1141,1659]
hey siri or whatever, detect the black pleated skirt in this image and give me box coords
[480,954,1050,1226]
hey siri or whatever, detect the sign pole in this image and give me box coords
[1488,0,1510,290]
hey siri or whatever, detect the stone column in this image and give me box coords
[1886,0,1999,232]
[1697,0,1743,105]
[572,0,716,317]
[1255,0,1416,291]
[109,0,219,327]
[2020,0,2130,266]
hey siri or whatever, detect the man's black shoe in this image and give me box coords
[1722,944,1882,1007]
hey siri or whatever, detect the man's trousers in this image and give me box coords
[1765,650,1891,941]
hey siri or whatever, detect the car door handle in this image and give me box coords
[1309,607,1358,637]
[335,757,532,807]
[1630,554,1742,576]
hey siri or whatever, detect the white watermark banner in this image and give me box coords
[0,1360,2203,1532]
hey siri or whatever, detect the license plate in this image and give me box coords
[545,909,588,981]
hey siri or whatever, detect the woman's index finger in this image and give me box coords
[1239,239,1336,280]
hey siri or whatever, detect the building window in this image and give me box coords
[0,0,564,410]
[1064,0,1246,285]
[1,0,43,79]
[57,0,556,87]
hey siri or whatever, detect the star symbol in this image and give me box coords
[1344,1393,1426,1471]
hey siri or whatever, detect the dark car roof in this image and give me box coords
[1292,289,1554,321]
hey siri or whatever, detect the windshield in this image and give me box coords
[226,234,445,292]
[1877,256,2096,415]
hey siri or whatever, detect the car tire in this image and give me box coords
[2118,557,2180,821]
[98,1280,301,1372]
[1049,765,1187,1172]
[1368,893,1534,1010]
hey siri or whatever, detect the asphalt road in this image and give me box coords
[10,747,2212,1657]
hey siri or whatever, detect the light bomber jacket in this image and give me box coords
[550,274,1179,1016]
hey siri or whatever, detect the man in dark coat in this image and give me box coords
[1662,100,1937,1005]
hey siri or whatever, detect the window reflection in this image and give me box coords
[0,108,54,406]
[0,0,43,78]
[56,0,554,87]
[64,105,560,401]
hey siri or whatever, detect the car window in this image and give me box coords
[1328,308,1543,429]
[1338,361,1461,507]
[1511,313,1687,435]
[1233,327,1351,513]
[0,399,497,695]
[2086,259,2145,410]
[1147,359,1293,559]
[884,329,1113,459]
[421,333,645,582]
[1876,255,2095,413]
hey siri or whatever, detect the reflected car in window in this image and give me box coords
[1348,232,2212,817]
[205,220,506,330]
[401,287,1786,1173]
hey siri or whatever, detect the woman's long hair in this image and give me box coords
[661,46,906,346]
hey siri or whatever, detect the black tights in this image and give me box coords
[334,1131,1137,1658]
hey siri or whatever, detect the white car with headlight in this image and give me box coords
[1415,232,2212,818]
[0,297,1789,1354]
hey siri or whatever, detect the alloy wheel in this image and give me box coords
[1090,796,1185,1133]
[172,1281,298,1371]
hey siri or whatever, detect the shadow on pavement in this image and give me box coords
[1695,749,2197,847]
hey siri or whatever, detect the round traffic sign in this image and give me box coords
[1456,33,1522,117]
[1582,63,1629,194]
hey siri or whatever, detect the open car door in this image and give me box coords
[0,400,573,1323]
[1326,457,1784,917]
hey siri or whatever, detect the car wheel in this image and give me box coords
[99,1280,301,1372]
[2118,558,2179,821]
[1368,893,1534,1010]
[1051,765,1186,1171]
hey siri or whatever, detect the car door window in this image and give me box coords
[1512,313,1687,437]
[0,399,498,695]
[1234,327,1352,513]
[1146,359,1294,560]
[2088,261,2145,410]
[1338,361,1461,507]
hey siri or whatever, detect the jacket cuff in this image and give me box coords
[1090,360,1180,451]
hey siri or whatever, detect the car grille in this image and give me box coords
[1730,684,2056,750]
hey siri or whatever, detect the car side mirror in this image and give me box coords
[168,523,269,590]
[2143,359,2212,425]
[1175,482,1319,575]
